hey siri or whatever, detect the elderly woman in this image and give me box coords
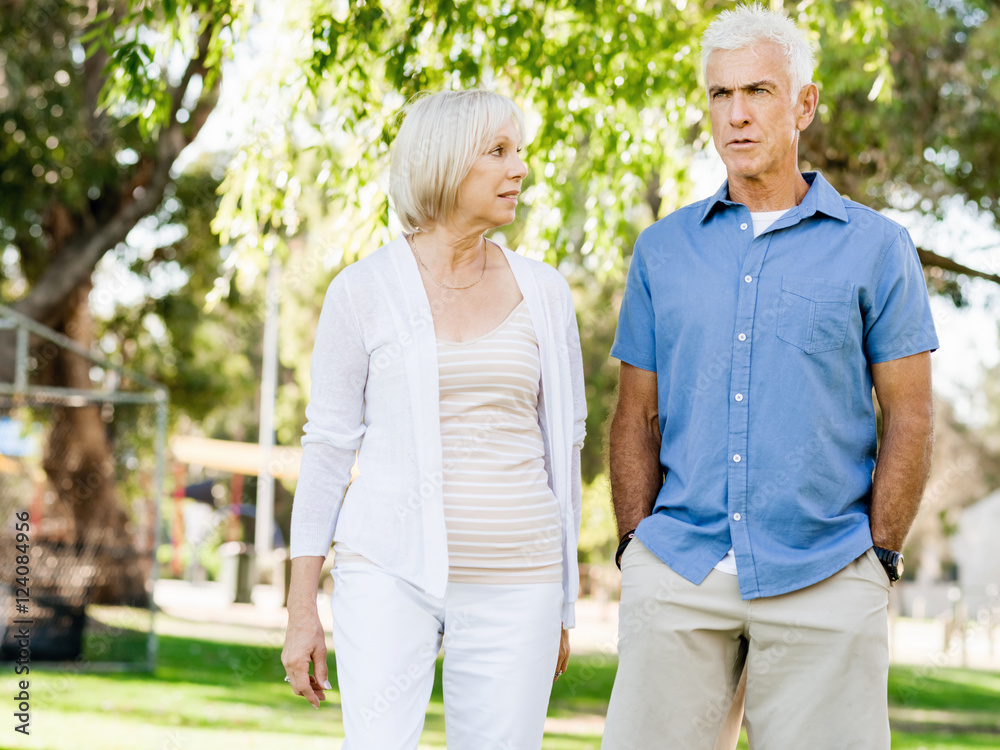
[281,89,587,750]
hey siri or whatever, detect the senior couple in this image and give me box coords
[281,5,937,749]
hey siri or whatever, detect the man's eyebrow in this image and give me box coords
[708,84,730,96]
[742,79,776,91]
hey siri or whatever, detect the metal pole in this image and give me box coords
[256,255,280,566]
[148,388,169,671]
[14,327,28,391]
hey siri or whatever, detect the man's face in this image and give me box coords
[706,42,813,187]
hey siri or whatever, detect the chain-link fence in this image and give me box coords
[0,303,167,671]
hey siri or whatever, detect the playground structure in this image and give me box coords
[166,435,302,603]
[0,304,307,673]
[0,302,167,670]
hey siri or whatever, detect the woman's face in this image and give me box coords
[452,120,527,233]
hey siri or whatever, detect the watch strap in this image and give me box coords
[615,530,636,570]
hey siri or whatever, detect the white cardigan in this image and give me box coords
[290,235,587,627]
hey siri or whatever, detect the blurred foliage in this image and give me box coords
[579,475,617,564]
[0,0,260,436]
[95,168,264,439]
[800,0,1000,307]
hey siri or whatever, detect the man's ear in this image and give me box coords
[796,83,819,132]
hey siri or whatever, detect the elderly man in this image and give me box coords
[603,4,937,749]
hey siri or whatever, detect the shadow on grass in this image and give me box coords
[889,665,1000,715]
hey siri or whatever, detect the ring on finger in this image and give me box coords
[284,676,291,683]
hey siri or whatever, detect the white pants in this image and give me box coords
[331,563,563,750]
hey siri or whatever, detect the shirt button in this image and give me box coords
[733,454,741,463]
[735,393,744,402]
[733,512,742,521]
[740,223,748,230]
[738,333,747,342]
[744,275,752,283]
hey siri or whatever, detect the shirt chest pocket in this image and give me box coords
[776,276,855,354]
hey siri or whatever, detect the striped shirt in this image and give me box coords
[335,301,562,584]
[437,301,562,584]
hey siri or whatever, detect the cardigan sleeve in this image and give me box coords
[565,283,588,450]
[563,279,588,628]
[289,272,369,558]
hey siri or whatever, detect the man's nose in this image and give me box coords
[729,92,751,126]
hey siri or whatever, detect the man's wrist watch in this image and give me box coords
[615,530,636,570]
[872,546,904,583]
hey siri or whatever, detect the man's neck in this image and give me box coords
[728,171,811,212]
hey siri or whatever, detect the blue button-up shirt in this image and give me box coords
[611,172,939,599]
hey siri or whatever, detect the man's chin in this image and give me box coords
[722,163,762,182]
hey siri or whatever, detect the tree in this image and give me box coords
[798,0,1000,302]
[0,0,230,601]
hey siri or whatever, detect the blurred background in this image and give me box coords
[1,0,999,748]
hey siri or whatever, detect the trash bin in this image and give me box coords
[218,541,255,604]
[271,547,293,607]
[0,540,95,662]
[0,594,86,662]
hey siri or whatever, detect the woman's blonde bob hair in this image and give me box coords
[389,90,525,234]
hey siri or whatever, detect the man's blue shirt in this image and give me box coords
[611,172,939,599]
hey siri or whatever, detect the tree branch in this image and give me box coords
[0,24,221,381]
[10,26,218,327]
[167,27,212,128]
[917,246,1000,287]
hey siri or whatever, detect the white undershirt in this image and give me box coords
[751,208,791,236]
[714,208,791,577]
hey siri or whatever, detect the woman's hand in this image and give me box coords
[281,555,331,708]
[554,627,570,681]
[281,610,331,708]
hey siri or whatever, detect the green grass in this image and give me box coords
[80,606,151,664]
[889,665,1000,714]
[2,618,998,750]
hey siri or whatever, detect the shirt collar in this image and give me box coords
[699,171,849,225]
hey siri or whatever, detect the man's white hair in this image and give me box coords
[701,3,816,96]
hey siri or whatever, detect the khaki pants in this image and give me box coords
[602,539,891,750]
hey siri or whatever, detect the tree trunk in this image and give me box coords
[40,283,149,606]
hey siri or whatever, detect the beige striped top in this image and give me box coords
[335,300,562,584]
[437,300,562,584]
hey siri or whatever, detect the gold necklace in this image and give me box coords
[408,233,488,290]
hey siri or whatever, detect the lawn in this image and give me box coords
[2,614,999,750]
